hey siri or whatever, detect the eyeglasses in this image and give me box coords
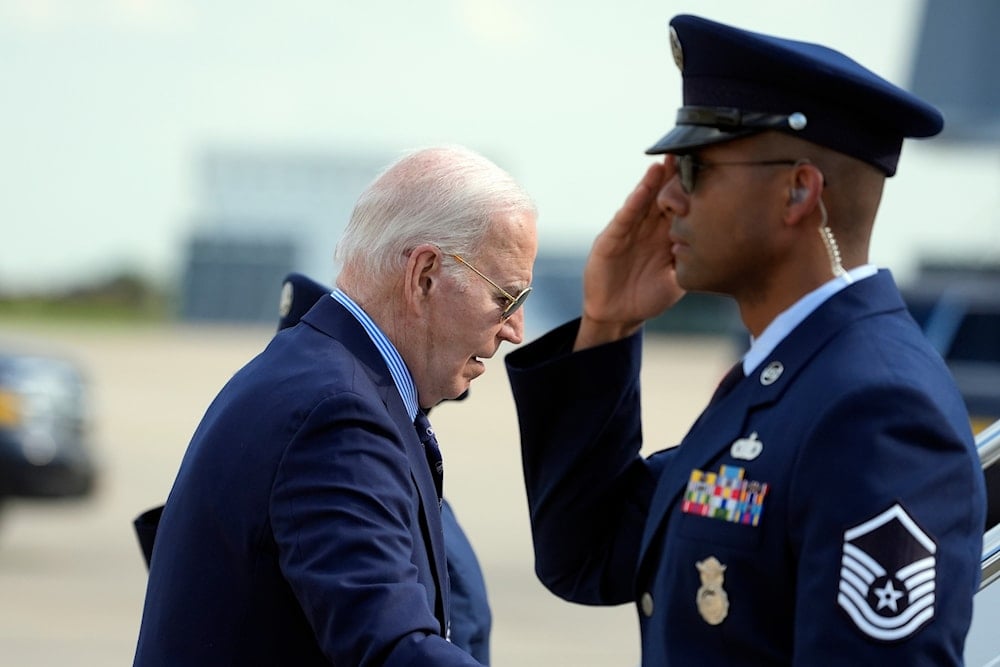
[676,154,798,194]
[441,250,532,322]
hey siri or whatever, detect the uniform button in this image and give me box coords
[640,592,654,617]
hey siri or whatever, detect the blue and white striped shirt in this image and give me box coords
[330,289,419,421]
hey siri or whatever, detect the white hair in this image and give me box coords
[335,145,536,292]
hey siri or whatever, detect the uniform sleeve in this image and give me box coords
[506,320,661,605]
[270,390,481,667]
[788,383,984,666]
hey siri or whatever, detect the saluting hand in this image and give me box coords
[574,159,686,351]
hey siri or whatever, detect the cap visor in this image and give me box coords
[645,125,758,155]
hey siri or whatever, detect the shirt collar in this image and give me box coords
[330,289,420,420]
[742,264,879,376]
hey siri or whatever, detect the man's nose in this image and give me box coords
[501,308,525,344]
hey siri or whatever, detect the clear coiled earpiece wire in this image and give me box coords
[793,158,849,283]
[817,198,849,281]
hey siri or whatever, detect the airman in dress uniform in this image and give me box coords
[506,14,986,666]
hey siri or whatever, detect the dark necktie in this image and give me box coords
[709,361,744,406]
[414,410,444,506]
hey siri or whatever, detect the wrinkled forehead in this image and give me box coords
[480,210,537,256]
[470,212,538,284]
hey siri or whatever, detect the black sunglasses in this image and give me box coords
[676,154,799,194]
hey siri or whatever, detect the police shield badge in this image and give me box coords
[695,556,729,625]
[837,503,937,641]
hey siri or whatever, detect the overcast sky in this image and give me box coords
[2,0,998,292]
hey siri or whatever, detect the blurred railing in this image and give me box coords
[976,419,1000,589]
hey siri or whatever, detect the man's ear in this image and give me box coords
[405,244,442,313]
[784,163,825,224]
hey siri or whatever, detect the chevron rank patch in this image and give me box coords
[837,503,937,642]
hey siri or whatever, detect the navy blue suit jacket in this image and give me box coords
[277,273,492,663]
[507,271,985,666]
[134,296,481,665]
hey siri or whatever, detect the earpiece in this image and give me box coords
[790,187,808,203]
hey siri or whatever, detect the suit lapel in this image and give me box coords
[301,297,451,632]
[388,396,450,632]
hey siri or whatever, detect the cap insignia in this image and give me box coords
[669,26,683,71]
[278,281,294,318]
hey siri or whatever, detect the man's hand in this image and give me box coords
[574,159,686,351]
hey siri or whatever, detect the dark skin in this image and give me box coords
[575,131,886,351]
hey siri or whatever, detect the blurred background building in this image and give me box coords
[178,150,387,322]
[176,150,742,337]
[2,0,997,331]
[905,0,1000,287]
[158,0,999,336]
[909,0,1000,144]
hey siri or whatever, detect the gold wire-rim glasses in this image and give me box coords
[435,246,532,322]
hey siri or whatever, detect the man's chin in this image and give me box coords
[439,382,474,405]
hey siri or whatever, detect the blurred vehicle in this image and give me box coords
[0,350,97,502]
[964,420,1000,667]
[903,268,1000,435]
[901,263,1000,666]
[903,265,1000,523]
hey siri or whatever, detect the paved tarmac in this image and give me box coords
[0,321,732,666]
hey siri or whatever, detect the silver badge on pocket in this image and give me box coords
[730,431,763,461]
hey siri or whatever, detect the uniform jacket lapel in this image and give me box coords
[638,271,906,567]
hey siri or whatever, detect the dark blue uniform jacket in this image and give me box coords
[507,270,985,666]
